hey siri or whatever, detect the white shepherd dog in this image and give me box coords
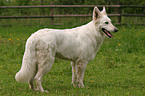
[15,6,118,92]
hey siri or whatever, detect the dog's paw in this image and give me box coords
[78,83,85,88]
[43,90,49,93]
[72,82,79,87]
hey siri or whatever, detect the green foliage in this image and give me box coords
[0,0,144,24]
[12,0,31,6]
[2,0,145,5]
[120,0,145,5]
[0,0,5,6]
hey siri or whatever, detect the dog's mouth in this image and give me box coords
[102,28,113,38]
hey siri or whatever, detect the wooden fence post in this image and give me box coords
[118,0,121,25]
[40,0,45,13]
[50,2,54,25]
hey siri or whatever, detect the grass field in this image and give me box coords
[0,24,145,96]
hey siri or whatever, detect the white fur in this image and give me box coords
[15,6,117,92]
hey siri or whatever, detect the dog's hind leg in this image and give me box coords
[35,58,54,92]
[35,47,55,92]
[29,70,37,90]
[29,79,36,90]
[71,62,77,87]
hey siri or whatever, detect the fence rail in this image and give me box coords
[0,5,145,8]
[0,14,144,19]
[0,5,145,25]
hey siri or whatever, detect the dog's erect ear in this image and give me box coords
[93,6,101,20]
[101,6,107,15]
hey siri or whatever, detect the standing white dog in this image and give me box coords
[15,6,118,92]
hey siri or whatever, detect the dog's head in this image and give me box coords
[93,6,118,38]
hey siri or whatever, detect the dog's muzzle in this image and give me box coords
[114,27,118,33]
[102,28,118,38]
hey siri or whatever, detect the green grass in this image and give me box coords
[0,25,145,96]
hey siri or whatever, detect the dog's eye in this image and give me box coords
[105,22,109,24]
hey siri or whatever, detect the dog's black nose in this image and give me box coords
[114,28,118,32]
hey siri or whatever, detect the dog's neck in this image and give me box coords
[83,21,106,41]
[80,21,106,53]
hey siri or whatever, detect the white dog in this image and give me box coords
[15,6,118,92]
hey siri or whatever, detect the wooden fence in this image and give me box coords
[0,5,145,25]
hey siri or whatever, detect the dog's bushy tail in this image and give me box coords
[15,36,37,83]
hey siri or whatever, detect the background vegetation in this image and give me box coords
[0,0,145,5]
[0,0,144,27]
[0,0,145,15]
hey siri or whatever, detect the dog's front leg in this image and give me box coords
[76,60,88,88]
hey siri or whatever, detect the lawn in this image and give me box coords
[0,25,145,96]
